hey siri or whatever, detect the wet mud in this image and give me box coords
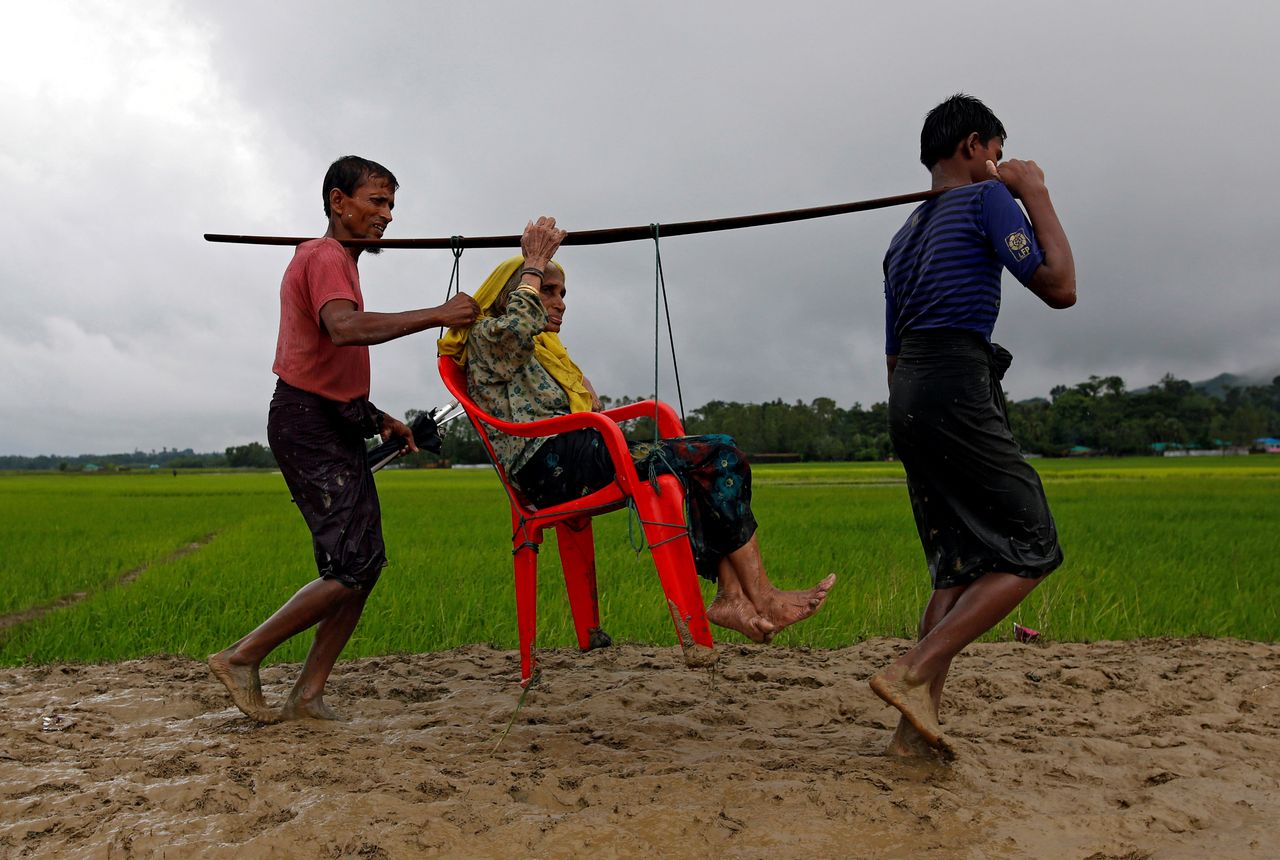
[2,638,1277,858]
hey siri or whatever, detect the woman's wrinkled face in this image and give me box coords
[538,264,566,333]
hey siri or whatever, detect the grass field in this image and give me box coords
[1,456,1277,665]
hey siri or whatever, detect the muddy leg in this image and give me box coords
[887,587,963,756]
[873,572,1042,755]
[281,588,370,721]
[209,578,354,722]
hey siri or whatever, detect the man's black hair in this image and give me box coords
[919,94,1007,170]
[322,155,399,217]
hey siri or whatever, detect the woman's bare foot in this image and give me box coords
[208,650,279,724]
[758,573,836,634]
[869,666,953,758]
[281,691,342,721]
[706,594,777,643]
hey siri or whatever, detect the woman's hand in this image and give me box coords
[521,216,567,269]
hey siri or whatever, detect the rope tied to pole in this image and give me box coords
[448,234,464,293]
[438,236,464,337]
[651,223,685,428]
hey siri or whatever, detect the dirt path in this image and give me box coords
[0,534,216,632]
[2,638,1277,858]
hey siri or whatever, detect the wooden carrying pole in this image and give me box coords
[204,188,943,250]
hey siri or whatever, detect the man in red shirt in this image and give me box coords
[209,155,479,722]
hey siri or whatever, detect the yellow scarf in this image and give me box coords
[437,255,594,414]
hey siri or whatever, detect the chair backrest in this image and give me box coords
[438,354,654,511]
[437,355,515,486]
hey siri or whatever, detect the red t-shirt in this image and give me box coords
[272,238,371,402]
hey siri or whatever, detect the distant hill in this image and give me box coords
[1132,365,1280,398]
[1193,369,1280,398]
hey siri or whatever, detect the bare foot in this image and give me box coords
[281,691,343,721]
[706,594,777,643]
[869,667,953,758]
[886,716,939,758]
[758,573,836,634]
[208,650,279,724]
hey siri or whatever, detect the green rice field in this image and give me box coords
[1,456,1276,665]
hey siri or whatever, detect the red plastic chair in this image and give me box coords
[438,355,714,684]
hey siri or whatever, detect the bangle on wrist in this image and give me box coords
[519,265,545,282]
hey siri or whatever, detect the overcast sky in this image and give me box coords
[3,1,1277,456]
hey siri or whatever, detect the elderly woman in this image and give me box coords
[439,217,835,642]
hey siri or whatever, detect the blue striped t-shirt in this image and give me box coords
[883,180,1044,355]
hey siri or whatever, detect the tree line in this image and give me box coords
[0,443,273,472]
[3,373,1277,471]
[1008,374,1280,456]
[429,373,1280,464]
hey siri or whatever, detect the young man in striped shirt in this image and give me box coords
[870,94,1077,757]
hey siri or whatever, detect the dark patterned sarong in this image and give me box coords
[890,330,1062,590]
[514,430,757,581]
[267,379,387,590]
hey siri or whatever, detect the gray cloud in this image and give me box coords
[3,0,1277,455]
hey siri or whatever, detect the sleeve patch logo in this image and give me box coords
[1005,230,1032,261]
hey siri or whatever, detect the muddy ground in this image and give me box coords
[2,638,1277,859]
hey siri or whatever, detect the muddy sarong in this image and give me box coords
[889,330,1062,590]
[267,379,387,590]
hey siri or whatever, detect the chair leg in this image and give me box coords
[636,475,714,655]
[555,518,610,652]
[513,539,540,685]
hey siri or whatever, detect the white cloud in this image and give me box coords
[1,0,301,453]
[2,0,1278,454]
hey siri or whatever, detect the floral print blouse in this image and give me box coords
[465,288,568,475]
